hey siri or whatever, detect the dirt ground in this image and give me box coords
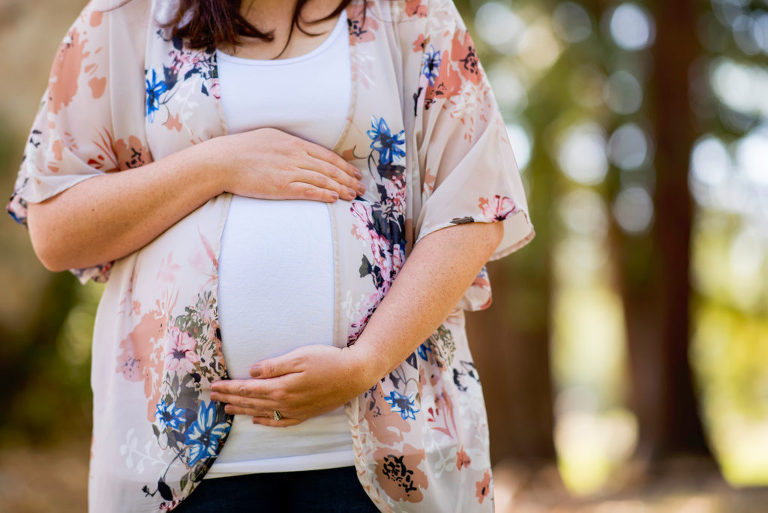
[492,458,768,513]
[0,441,89,513]
[2,442,768,513]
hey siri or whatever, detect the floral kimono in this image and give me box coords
[6,0,535,510]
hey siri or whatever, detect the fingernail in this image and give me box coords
[331,191,339,200]
[346,187,356,198]
[210,392,219,400]
[354,170,362,179]
[250,365,261,377]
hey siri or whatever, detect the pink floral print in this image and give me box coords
[5,0,535,511]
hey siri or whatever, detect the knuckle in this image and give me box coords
[260,173,280,193]
[325,165,340,181]
[296,171,315,187]
[272,168,292,185]
[286,141,304,157]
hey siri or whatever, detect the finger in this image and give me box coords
[292,168,356,200]
[211,392,278,410]
[302,155,366,194]
[252,416,305,428]
[284,182,340,203]
[302,142,362,179]
[224,404,278,417]
[210,379,271,398]
[250,353,303,379]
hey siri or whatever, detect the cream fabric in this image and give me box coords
[7,0,536,511]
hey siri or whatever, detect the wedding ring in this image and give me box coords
[272,409,283,421]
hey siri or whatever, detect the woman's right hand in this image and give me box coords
[205,127,366,202]
[26,127,366,273]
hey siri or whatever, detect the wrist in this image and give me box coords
[343,340,390,393]
[189,137,229,196]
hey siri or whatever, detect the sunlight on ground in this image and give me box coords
[551,221,635,495]
[690,210,768,486]
[549,206,768,495]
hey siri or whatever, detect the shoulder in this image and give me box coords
[385,0,465,36]
[62,0,153,37]
[86,0,153,19]
[373,0,454,19]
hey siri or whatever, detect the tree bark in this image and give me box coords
[617,0,712,461]
[467,256,555,466]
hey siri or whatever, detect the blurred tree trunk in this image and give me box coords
[614,0,713,464]
[466,138,555,467]
[459,0,557,448]
[459,0,556,471]
[467,256,555,467]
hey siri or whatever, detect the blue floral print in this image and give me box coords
[416,341,432,361]
[421,45,441,86]
[4,0,537,508]
[145,68,167,122]
[185,400,230,466]
[366,116,406,165]
[384,390,420,421]
[144,31,220,127]
[155,400,185,431]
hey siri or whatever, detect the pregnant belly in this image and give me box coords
[217,195,336,379]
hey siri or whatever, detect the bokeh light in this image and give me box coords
[505,123,532,171]
[475,2,526,53]
[613,185,654,234]
[557,122,609,185]
[735,125,768,187]
[558,188,609,238]
[710,58,768,118]
[488,64,528,113]
[603,70,644,115]
[608,123,651,171]
[607,3,656,51]
[552,1,593,44]
[690,135,732,189]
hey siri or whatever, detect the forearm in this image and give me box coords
[27,140,222,272]
[209,220,504,424]
[348,220,504,381]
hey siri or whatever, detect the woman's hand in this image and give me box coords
[204,127,366,203]
[209,344,383,427]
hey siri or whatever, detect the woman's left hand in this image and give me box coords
[209,344,381,427]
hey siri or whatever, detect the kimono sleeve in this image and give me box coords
[413,0,535,261]
[6,1,119,284]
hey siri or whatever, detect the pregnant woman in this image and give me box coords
[6,0,536,511]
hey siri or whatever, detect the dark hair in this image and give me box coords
[109,0,363,54]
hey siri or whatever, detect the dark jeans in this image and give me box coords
[174,465,380,512]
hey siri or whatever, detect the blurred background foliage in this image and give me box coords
[3,0,768,511]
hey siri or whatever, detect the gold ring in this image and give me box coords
[272,409,283,421]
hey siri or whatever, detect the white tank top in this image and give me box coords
[207,10,354,478]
